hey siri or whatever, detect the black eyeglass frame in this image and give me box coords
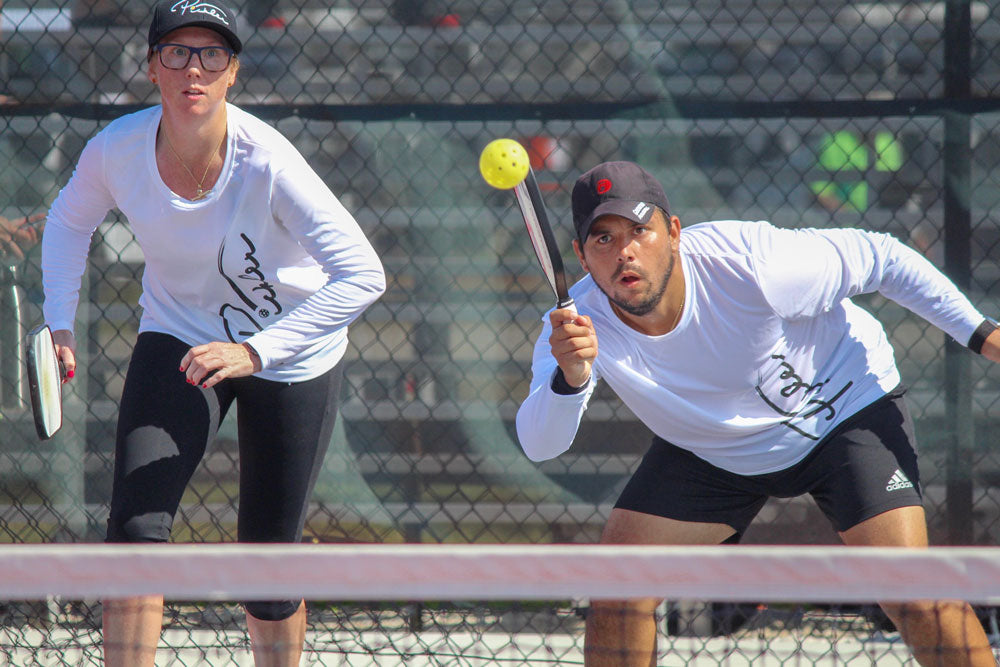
[153,43,235,72]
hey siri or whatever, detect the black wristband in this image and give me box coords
[968,318,999,355]
[551,367,589,395]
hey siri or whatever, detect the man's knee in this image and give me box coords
[880,599,977,638]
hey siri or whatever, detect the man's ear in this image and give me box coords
[667,214,681,249]
[572,238,589,273]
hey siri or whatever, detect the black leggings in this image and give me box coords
[107,332,343,620]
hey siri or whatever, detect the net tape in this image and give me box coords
[4,543,1000,603]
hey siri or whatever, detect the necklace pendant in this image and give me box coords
[193,188,205,201]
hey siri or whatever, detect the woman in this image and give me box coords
[41,2,386,665]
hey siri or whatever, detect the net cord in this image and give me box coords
[2,544,999,603]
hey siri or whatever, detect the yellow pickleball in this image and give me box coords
[479,138,530,190]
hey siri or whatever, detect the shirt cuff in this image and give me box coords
[551,367,589,395]
[243,334,273,370]
[968,318,999,355]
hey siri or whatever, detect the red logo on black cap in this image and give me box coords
[596,179,612,195]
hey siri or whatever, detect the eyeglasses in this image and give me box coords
[154,43,234,72]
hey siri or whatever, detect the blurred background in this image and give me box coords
[0,0,998,556]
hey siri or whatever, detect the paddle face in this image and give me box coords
[25,324,62,440]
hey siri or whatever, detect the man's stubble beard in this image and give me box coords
[602,249,675,317]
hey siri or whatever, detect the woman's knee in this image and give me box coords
[589,598,661,618]
[244,600,302,622]
[106,512,172,543]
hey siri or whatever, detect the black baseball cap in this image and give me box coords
[571,161,671,243]
[148,1,242,54]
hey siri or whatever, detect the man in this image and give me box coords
[515,161,1000,667]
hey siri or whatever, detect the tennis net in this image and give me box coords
[2,543,999,665]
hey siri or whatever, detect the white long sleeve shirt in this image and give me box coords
[42,104,385,382]
[516,219,985,475]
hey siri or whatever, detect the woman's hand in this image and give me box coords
[51,329,77,383]
[180,341,262,389]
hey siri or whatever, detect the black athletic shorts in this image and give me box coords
[614,387,922,537]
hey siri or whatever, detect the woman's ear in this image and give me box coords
[147,47,158,85]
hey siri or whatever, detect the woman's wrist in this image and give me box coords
[241,342,262,372]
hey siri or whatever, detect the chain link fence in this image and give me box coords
[1,0,1000,661]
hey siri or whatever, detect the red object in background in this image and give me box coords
[431,14,461,28]
[525,136,556,170]
[259,16,286,29]
[523,136,570,192]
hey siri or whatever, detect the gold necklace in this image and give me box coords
[669,290,685,331]
[162,128,226,201]
[608,288,685,334]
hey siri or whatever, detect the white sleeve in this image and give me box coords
[42,132,116,332]
[243,155,386,368]
[752,224,984,346]
[515,314,597,462]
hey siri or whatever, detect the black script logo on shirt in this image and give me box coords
[170,1,230,24]
[754,354,852,440]
[218,233,282,341]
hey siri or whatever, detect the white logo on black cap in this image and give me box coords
[632,202,650,219]
[171,0,230,24]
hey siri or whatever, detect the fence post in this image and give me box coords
[942,0,974,545]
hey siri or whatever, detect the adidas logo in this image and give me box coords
[886,469,914,492]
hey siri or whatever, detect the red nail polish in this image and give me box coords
[66,370,75,379]
[202,383,208,388]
